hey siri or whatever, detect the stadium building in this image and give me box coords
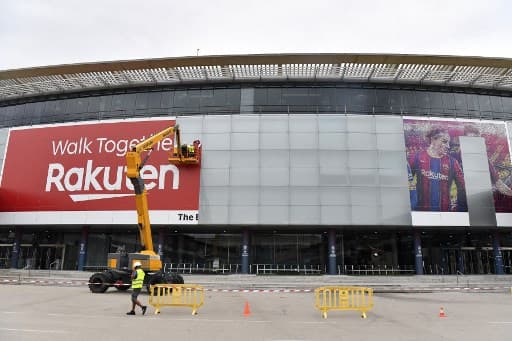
[1,54,512,276]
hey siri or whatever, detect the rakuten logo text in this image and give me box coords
[45,160,179,193]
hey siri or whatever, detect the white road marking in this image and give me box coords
[47,313,273,323]
[0,327,68,334]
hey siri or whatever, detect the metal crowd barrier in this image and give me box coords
[149,284,205,315]
[341,264,416,275]
[314,286,374,319]
[253,263,325,275]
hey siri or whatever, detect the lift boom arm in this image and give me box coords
[125,125,179,253]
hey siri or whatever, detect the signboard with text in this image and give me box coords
[0,118,201,224]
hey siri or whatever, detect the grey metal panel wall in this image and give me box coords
[178,114,412,226]
[460,136,497,226]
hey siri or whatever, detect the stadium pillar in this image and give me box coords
[177,235,184,264]
[457,236,465,274]
[77,226,88,271]
[493,231,504,275]
[241,228,250,274]
[157,229,164,257]
[10,229,22,269]
[457,242,464,274]
[414,230,424,275]
[328,229,337,275]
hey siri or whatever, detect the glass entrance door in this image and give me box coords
[501,248,512,274]
[442,248,459,274]
[0,245,11,268]
[460,247,494,274]
[3,244,66,270]
[434,247,496,275]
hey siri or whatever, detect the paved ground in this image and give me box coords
[1,284,512,341]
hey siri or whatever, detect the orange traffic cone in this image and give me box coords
[439,307,446,318]
[243,300,251,317]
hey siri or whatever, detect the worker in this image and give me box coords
[181,144,188,157]
[187,144,195,157]
[126,261,147,315]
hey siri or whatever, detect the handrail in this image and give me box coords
[48,260,60,276]
[161,262,422,275]
[341,264,416,276]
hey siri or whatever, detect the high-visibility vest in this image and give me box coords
[187,144,195,154]
[131,268,145,289]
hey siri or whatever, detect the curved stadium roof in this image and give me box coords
[1,53,512,101]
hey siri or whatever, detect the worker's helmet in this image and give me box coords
[133,261,142,268]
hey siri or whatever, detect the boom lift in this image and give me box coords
[89,124,201,293]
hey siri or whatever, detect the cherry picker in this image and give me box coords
[89,124,201,293]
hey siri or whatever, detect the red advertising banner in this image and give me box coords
[0,119,201,214]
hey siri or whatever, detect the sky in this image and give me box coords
[1,0,511,71]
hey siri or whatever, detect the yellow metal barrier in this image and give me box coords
[149,284,205,315]
[314,286,373,319]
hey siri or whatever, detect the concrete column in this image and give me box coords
[77,226,88,271]
[241,228,250,274]
[457,236,465,274]
[177,235,184,264]
[392,233,399,266]
[328,229,337,275]
[157,229,165,257]
[414,230,424,275]
[240,88,255,114]
[10,229,22,269]
[493,231,504,275]
[340,232,345,274]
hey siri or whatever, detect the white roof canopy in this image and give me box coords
[1,53,512,100]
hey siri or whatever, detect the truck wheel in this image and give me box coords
[115,281,130,291]
[166,273,184,284]
[89,273,110,293]
[147,274,164,295]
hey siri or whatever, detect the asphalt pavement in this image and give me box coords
[1,284,512,341]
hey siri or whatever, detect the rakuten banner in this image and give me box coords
[0,119,201,225]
